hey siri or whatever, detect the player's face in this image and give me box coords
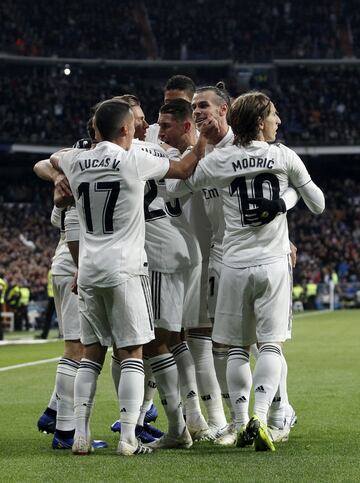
[131,105,149,141]
[191,91,223,129]
[164,89,191,104]
[158,113,184,148]
[262,102,281,142]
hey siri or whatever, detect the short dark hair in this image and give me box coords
[230,91,272,146]
[164,75,196,97]
[195,84,231,108]
[94,99,131,141]
[159,99,193,123]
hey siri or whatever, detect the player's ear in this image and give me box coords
[258,116,264,131]
[219,103,228,117]
[183,120,192,133]
[120,124,128,137]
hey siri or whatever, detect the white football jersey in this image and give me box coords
[50,206,76,276]
[182,141,313,268]
[133,139,201,272]
[58,141,169,287]
[165,128,234,263]
[202,127,234,262]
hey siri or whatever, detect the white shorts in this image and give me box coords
[212,256,292,346]
[150,263,202,332]
[78,275,155,349]
[207,258,222,320]
[53,274,80,340]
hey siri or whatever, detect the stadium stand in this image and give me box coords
[1,63,360,146]
[0,0,354,60]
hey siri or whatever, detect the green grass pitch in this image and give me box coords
[1,309,360,482]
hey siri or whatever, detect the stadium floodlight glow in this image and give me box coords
[63,64,71,76]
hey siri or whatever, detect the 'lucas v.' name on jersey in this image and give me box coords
[182,141,312,268]
[58,141,169,288]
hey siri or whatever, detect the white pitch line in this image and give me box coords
[0,357,60,373]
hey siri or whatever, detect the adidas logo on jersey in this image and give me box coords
[120,408,127,412]
[222,393,230,399]
[235,396,247,404]
[148,381,157,389]
[255,385,266,393]
[187,390,196,399]
[201,395,211,401]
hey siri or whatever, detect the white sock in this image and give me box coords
[111,354,122,395]
[268,354,289,428]
[188,335,227,429]
[253,344,283,424]
[138,357,157,426]
[119,359,144,446]
[74,358,102,440]
[227,348,252,429]
[213,346,234,419]
[55,358,80,431]
[171,342,202,422]
[47,387,58,412]
[150,353,185,436]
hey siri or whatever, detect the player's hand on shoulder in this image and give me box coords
[243,197,286,226]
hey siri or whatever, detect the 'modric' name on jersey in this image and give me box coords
[231,157,275,171]
[183,140,312,269]
[132,139,201,273]
[58,141,169,288]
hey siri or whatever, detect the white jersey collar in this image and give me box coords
[215,126,234,148]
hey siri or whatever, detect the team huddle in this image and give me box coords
[34,76,325,456]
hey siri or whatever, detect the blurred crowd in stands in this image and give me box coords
[288,177,360,310]
[0,180,57,308]
[1,63,360,146]
[1,0,356,60]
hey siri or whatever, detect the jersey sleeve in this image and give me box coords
[165,178,193,197]
[57,149,79,177]
[65,207,80,242]
[285,149,312,188]
[50,206,63,228]
[181,151,219,192]
[134,148,170,181]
